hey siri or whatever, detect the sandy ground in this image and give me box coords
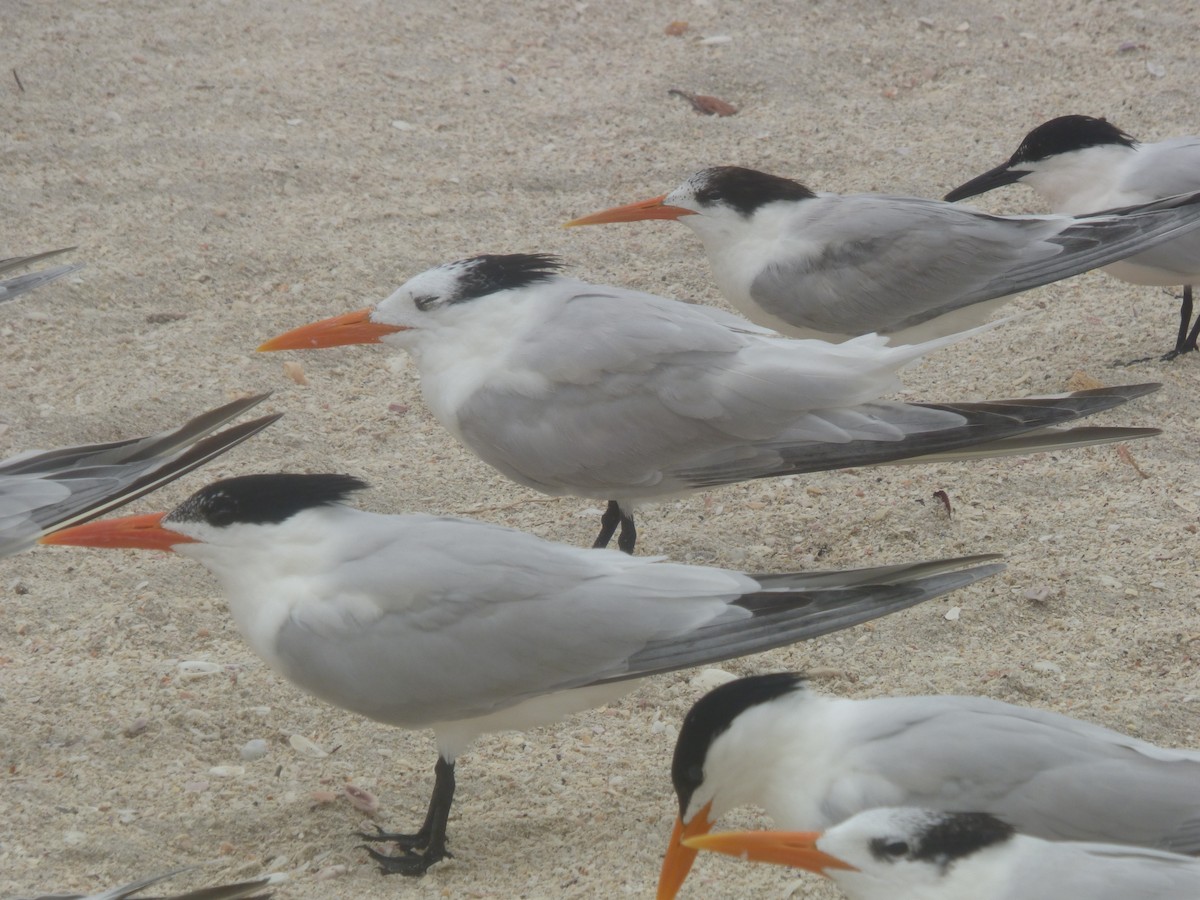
[3,1,1200,897]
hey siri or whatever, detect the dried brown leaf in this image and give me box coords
[1116,444,1149,479]
[668,89,738,116]
[664,20,689,36]
[1066,370,1105,391]
[932,489,952,518]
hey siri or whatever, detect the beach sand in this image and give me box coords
[2,1,1198,897]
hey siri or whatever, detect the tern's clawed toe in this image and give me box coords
[361,841,452,876]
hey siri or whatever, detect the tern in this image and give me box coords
[40,473,1002,876]
[20,867,279,900]
[564,165,1200,343]
[944,115,1200,358]
[0,394,278,557]
[260,253,1160,553]
[0,247,83,303]
[681,807,1200,900]
[658,672,1200,898]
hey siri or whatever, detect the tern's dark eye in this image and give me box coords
[686,764,704,786]
[870,837,910,861]
[412,293,440,311]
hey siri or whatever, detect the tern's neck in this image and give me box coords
[1018,144,1138,211]
[683,201,809,317]
[704,690,843,827]
[400,291,553,434]
[175,510,359,670]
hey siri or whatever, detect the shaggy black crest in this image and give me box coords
[1009,115,1136,165]
[870,812,1016,869]
[670,672,805,816]
[447,253,564,304]
[693,166,817,217]
[166,473,368,528]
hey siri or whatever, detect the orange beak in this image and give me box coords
[656,803,713,900]
[39,512,197,553]
[564,195,696,227]
[257,308,409,352]
[682,829,857,875]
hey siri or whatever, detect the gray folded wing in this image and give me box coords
[270,512,999,727]
[748,192,1200,336]
[834,694,1200,854]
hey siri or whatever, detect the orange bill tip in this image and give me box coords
[38,512,197,552]
[564,195,696,227]
[682,829,857,875]
[257,308,409,352]
[656,803,713,900]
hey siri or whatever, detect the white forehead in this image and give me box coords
[395,260,472,301]
[842,807,938,838]
[665,168,721,204]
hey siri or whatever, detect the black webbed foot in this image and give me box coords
[355,822,430,850]
[361,841,452,876]
[357,755,457,876]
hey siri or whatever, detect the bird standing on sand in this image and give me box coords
[41,473,1000,876]
[565,165,1200,344]
[944,115,1200,359]
[259,253,1159,554]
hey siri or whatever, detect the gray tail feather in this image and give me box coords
[0,247,77,275]
[18,867,277,900]
[676,383,1159,488]
[2,395,273,476]
[0,263,84,302]
[897,425,1159,463]
[595,558,1004,683]
[749,552,1003,588]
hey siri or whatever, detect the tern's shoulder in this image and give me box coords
[863,694,1200,760]
[1120,135,1200,197]
[342,511,647,581]
[511,276,776,359]
[1011,837,1200,900]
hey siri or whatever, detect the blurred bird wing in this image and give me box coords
[0,395,278,556]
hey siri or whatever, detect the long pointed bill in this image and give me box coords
[564,195,696,227]
[943,161,1027,202]
[683,829,857,875]
[39,512,197,552]
[257,308,409,351]
[656,803,713,900]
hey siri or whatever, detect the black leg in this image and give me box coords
[592,500,622,549]
[616,509,637,555]
[1180,285,1199,354]
[1114,285,1197,365]
[1166,286,1195,362]
[357,755,456,876]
